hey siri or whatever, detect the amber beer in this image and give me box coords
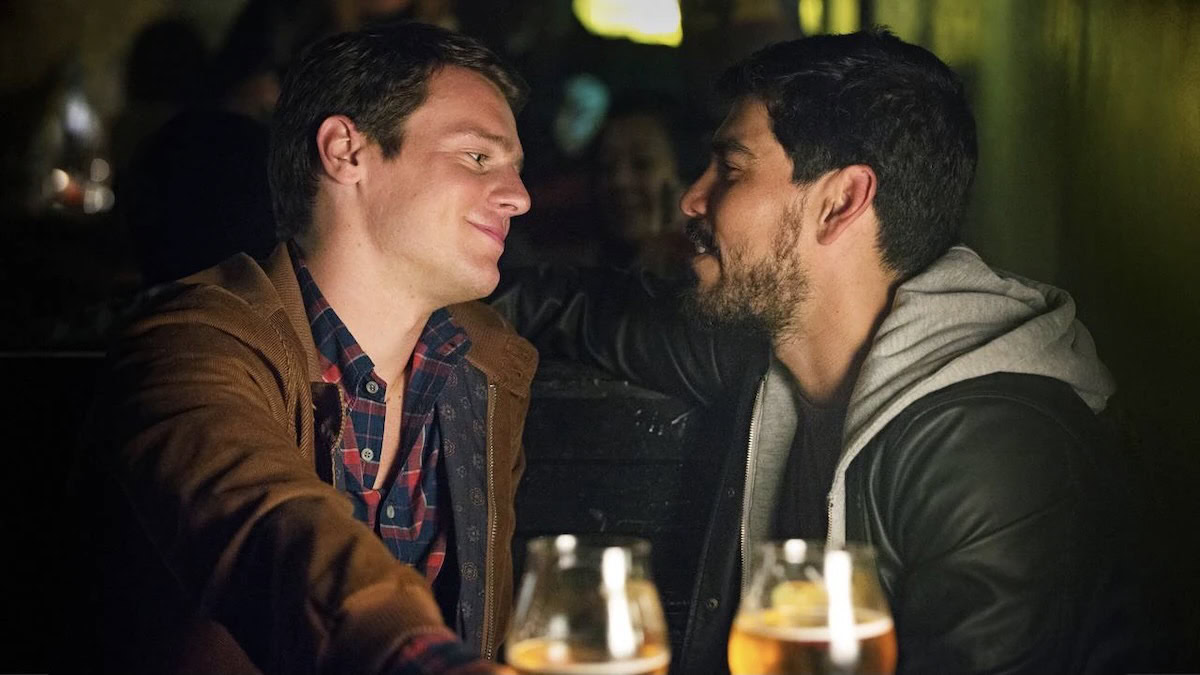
[507,639,670,675]
[727,607,897,675]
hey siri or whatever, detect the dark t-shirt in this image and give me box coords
[771,394,849,541]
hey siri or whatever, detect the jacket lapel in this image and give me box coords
[262,243,323,382]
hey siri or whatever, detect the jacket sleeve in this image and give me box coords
[97,310,450,674]
[878,396,1115,675]
[490,265,761,406]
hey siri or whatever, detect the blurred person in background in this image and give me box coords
[116,0,465,288]
[593,93,701,277]
[109,17,209,181]
[211,0,460,122]
[122,108,277,285]
[499,72,610,269]
[503,88,704,276]
[80,22,534,674]
[114,0,323,289]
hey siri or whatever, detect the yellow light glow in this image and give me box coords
[798,0,824,35]
[828,0,860,34]
[573,0,683,47]
[799,0,861,35]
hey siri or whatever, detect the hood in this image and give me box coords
[827,245,1115,545]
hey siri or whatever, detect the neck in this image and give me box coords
[297,231,435,386]
[772,268,895,406]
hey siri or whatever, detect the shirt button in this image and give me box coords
[364,380,380,395]
[705,597,720,611]
[385,505,396,519]
[361,447,375,462]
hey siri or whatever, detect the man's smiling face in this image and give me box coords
[359,65,531,306]
[680,97,812,336]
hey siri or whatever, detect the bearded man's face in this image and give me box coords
[684,198,809,338]
[677,98,818,338]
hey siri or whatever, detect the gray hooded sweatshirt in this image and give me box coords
[742,245,1116,582]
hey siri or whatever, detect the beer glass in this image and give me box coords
[506,535,670,675]
[728,539,897,675]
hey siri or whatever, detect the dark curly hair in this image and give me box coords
[717,28,978,279]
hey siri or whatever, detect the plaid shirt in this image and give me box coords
[291,243,469,583]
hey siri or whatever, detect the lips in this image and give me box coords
[685,218,718,256]
[470,221,507,248]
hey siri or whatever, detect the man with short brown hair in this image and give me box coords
[88,22,535,674]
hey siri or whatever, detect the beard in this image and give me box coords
[683,199,809,340]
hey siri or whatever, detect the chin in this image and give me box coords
[475,274,500,299]
[451,266,501,304]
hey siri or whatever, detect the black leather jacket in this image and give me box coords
[492,266,1137,674]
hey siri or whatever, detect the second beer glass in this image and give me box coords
[729,539,897,675]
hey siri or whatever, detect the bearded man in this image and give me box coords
[494,28,1135,674]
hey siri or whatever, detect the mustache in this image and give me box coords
[685,219,718,255]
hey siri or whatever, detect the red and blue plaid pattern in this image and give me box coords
[291,243,469,582]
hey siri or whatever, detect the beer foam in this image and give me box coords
[736,612,894,643]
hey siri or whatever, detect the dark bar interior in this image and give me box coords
[1,1,1197,673]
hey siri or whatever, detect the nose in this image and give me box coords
[680,164,714,219]
[492,167,532,216]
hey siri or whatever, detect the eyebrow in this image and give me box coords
[712,137,755,159]
[447,127,524,170]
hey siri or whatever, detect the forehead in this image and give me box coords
[715,98,780,154]
[403,65,519,142]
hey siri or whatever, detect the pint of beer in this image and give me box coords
[728,540,897,675]
[506,535,671,675]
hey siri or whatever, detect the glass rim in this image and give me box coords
[525,533,652,557]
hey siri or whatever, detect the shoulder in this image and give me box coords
[858,373,1112,554]
[884,373,1099,448]
[448,300,538,392]
[857,379,1135,675]
[114,250,301,370]
[179,250,288,318]
[126,253,279,328]
[869,373,1106,483]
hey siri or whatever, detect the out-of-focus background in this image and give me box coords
[2,0,1196,672]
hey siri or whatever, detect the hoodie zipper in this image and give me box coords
[740,378,767,590]
[827,494,836,546]
[481,383,499,660]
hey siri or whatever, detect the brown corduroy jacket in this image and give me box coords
[87,245,537,673]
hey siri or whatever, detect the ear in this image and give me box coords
[315,115,368,185]
[814,165,876,246]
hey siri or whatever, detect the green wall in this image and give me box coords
[876,0,1200,663]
